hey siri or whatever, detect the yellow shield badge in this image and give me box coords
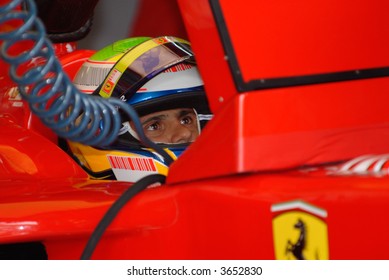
[271,200,329,260]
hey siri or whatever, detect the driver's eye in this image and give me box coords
[181,116,193,125]
[145,121,161,131]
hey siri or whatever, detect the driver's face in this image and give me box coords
[132,108,199,144]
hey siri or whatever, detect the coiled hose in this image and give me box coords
[0,0,174,165]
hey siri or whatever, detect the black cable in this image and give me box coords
[80,174,166,260]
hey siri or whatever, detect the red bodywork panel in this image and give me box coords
[171,0,389,182]
[1,0,389,260]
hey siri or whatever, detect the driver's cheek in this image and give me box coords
[168,123,197,144]
[189,124,200,141]
[144,129,165,143]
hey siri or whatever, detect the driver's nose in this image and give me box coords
[169,123,197,144]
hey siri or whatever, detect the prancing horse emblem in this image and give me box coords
[286,218,306,260]
[271,200,329,259]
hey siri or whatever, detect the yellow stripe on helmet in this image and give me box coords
[98,36,190,98]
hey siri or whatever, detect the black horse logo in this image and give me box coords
[286,218,306,260]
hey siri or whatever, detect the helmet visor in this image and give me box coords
[96,36,195,101]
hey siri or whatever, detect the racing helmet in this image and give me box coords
[65,36,212,182]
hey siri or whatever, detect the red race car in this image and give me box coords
[1,0,389,260]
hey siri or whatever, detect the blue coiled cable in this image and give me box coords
[0,0,174,165]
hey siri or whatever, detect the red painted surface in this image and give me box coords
[218,0,389,80]
[130,0,188,39]
[2,168,389,259]
[168,76,389,183]
[178,0,237,114]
